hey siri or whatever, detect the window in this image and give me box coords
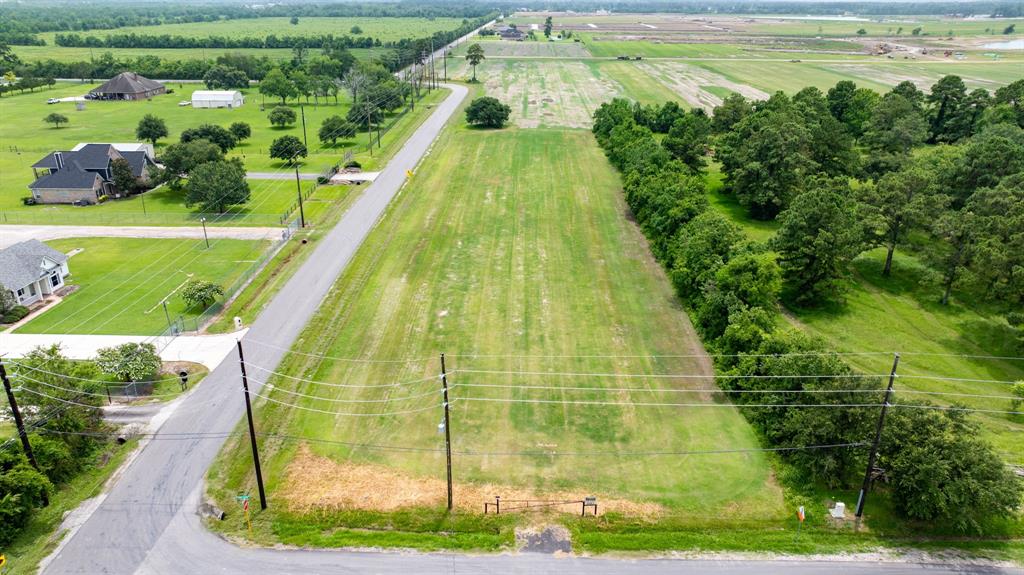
[51,274,61,288]
[16,288,25,298]
[28,283,36,296]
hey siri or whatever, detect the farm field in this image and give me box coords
[209,126,783,539]
[0,83,447,223]
[10,45,386,65]
[34,17,467,45]
[17,237,270,335]
[589,61,684,104]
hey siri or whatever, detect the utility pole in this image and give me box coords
[855,352,900,518]
[443,46,447,82]
[440,353,453,511]
[366,114,373,156]
[200,217,209,249]
[294,165,305,228]
[236,341,267,510]
[1,358,43,477]
[162,299,172,332]
[300,105,308,150]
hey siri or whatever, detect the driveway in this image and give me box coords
[0,225,285,249]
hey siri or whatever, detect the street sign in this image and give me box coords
[406,170,414,178]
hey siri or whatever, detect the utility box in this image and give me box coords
[234,316,243,330]
[830,501,846,519]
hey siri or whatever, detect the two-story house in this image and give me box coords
[28,143,156,205]
[0,239,71,308]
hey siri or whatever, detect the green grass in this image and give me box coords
[16,237,269,335]
[743,17,1024,38]
[35,17,467,45]
[590,61,685,104]
[0,83,448,224]
[208,123,784,546]
[695,60,892,93]
[0,438,138,575]
[10,45,385,65]
[583,38,746,58]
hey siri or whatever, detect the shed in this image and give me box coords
[191,90,244,109]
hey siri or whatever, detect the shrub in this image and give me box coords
[181,279,224,309]
[465,97,511,128]
[96,342,162,383]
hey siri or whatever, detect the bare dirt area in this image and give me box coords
[824,63,1011,90]
[280,444,664,517]
[483,60,621,128]
[638,62,769,109]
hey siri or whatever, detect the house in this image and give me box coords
[498,26,525,40]
[191,90,244,109]
[0,240,70,308]
[88,72,166,101]
[28,143,157,205]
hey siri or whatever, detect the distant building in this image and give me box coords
[191,90,245,109]
[89,72,166,101]
[0,239,70,307]
[28,143,157,204]
[498,26,525,40]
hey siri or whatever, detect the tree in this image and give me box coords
[110,158,138,195]
[856,28,867,35]
[185,159,249,213]
[669,211,743,299]
[259,68,296,105]
[544,16,553,38]
[290,16,299,25]
[95,342,161,383]
[465,43,485,82]
[180,124,237,152]
[928,75,968,143]
[711,93,752,134]
[318,115,355,145]
[0,42,21,70]
[159,139,223,188]
[268,106,297,127]
[863,93,928,156]
[228,122,251,142]
[715,252,782,311]
[270,135,307,165]
[773,178,864,304]
[949,122,1024,204]
[202,64,249,90]
[859,163,948,276]
[135,114,168,147]
[43,113,68,129]
[1012,381,1024,412]
[465,96,511,128]
[881,405,1022,533]
[1004,23,1016,34]
[994,79,1024,128]
[181,279,224,309]
[350,25,363,34]
[793,86,859,178]
[662,111,711,172]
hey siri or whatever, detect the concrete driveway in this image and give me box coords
[0,224,285,249]
[0,331,244,369]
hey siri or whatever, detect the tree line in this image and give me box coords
[53,33,383,50]
[592,85,1022,532]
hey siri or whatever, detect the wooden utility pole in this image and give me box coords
[236,341,267,510]
[294,165,305,228]
[855,352,900,518]
[1,357,49,506]
[440,354,453,511]
[300,105,308,150]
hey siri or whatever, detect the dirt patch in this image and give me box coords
[515,524,572,553]
[483,60,621,128]
[280,444,664,517]
[638,62,769,110]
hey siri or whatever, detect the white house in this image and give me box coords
[0,240,71,307]
[191,90,244,109]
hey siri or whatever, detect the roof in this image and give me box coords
[72,142,154,158]
[90,72,164,95]
[28,169,102,190]
[32,144,121,171]
[120,151,152,178]
[191,90,242,101]
[0,239,68,291]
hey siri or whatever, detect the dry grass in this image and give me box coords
[638,62,769,109]
[483,60,621,128]
[281,444,664,518]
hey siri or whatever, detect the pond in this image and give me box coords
[981,39,1024,50]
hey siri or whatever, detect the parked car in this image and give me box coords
[47,98,60,104]
[178,101,191,107]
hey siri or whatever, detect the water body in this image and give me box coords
[981,39,1024,49]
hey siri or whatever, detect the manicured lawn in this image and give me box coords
[209,126,783,544]
[10,45,385,64]
[17,237,269,335]
[0,83,448,223]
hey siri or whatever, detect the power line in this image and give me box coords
[15,387,103,410]
[253,380,448,403]
[11,371,183,399]
[8,361,172,387]
[250,390,442,417]
[244,338,435,363]
[454,397,884,409]
[242,362,443,387]
[456,369,889,380]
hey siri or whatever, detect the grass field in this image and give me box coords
[10,45,386,64]
[17,237,269,335]
[210,125,782,538]
[34,17,467,45]
[0,83,447,223]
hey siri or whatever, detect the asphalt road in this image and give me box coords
[39,82,468,575]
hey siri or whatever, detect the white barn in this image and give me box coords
[191,90,244,109]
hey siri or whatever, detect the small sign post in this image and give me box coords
[178,370,189,391]
[236,493,253,538]
[795,505,806,542]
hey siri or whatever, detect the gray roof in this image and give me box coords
[29,168,102,190]
[0,239,68,291]
[90,72,164,96]
[33,144,121,171]
[120,150,152,177]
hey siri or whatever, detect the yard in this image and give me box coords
[16,237,270,335]
[208,126,783,546]
[0,83,447,224]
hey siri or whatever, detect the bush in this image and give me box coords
[96,342,162,383]
[268,106,297,127]
[1,305,30,324]
[181,279,224,309]
[21,196,36,205]
[465,97,511,128]
[344,160,361,169]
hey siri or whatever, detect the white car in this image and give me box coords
[47,98,60,104]
[178,101,191,106]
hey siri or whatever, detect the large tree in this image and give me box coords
[159,139,223,188]
[269,135,307,165]
[318,115,355,145]
[135,114,168,147]
[859,163,948,276]
[465,43,485,82]
[927,74,969,143]
[662,110,711,172]
[180,124,237,152]
[268,106,296,127]
[259,68,296,104]
[465,96,511,128]
[95,342,161,383]
[184,158,249,213]
[773,177,864,304]
[202,64,249,90]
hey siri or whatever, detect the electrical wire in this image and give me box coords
[455,368,888,380]
[8,362,176,388]
[12,371,184,399]
[244,338,437,363]
[16,387,104,410]
[250,390,443,416]
[454,397,884,408]
[254,380,448,404]
[242,362,444,388]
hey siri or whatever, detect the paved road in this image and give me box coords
[39,82,467,575]
[0,224,284,249]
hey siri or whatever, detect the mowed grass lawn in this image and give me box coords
[211,127,782,528]
[17,237,269,335]
[10,45,387,65]
[0,83,447,223]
